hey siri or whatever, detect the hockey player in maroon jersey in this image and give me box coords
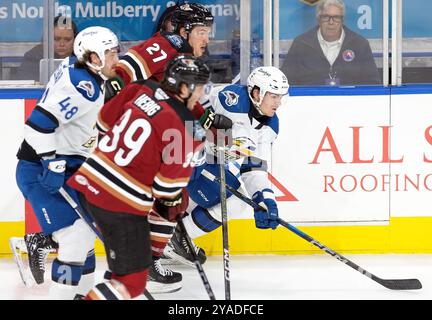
[105,3,225,128]
[115,3,213,85]
[101,4,232,293]
[67,55,210,300]
[102,3,232,294]
[109,3,215,125]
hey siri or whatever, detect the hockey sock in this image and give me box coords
[76,250,96,297]
[86,270,148,300]
[111,270,148,298]
[182,206,221,239]
[148,210,177,257]
[49,258,83,300]
[86,280,129,300]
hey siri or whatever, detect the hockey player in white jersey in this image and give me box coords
[15,26,119,299]
[165,66,289,266]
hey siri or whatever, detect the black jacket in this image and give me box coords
[13,44,70,81]
[13,44,44,81]
[281,26,380,86]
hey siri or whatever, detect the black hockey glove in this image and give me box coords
[199,109,233,130]
[152,189,189,222]
[104,76,125,103]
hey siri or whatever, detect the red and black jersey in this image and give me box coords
[67,80,205,216]
[115,31,192,85]
[115,31,206,121]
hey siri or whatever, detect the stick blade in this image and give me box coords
[377,278,422,290]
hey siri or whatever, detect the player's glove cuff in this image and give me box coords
[38,159,66,194]
[153,189,189,222]
[252,189,279,230]
[199,109,233,130]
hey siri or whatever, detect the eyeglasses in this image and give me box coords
[319,15,343,23]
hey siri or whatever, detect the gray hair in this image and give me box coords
[316,0,345,18]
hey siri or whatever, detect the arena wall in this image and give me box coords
[1,86,432,257]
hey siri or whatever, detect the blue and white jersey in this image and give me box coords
[203,84,279,197]
[24,56,104,159]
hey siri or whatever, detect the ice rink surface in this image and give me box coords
[1,253,431,300]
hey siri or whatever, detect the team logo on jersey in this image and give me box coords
[75,174,89,186]
[77,80,95,98]
[342,49,355,62]
[74,174,100,195]
[166,34,184,49]
[82,136,97,149]
[155,88,169,100]
[233,137,257,152]
[222,91,239,106]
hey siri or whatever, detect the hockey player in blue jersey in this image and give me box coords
[14,26,119,299]
[164,66,289,266]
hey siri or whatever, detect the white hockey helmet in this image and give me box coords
[247,66,289,113]
[73,26,119,77]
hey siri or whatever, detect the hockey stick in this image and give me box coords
[177,220,216,300]
[217,135,231,300]
[59,187,103,240]
[59,187,156,300]
[200,169,422,291]
[163,140,250,268]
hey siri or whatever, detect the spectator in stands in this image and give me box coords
[281,0,380,86]
[13,16,78,81]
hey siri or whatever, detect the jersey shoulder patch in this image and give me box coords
[68,67,101,102]
[163,33,185,50]
[221,90,239,107]
[217,85,250,114]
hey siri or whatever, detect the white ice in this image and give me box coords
[1,254,431,300]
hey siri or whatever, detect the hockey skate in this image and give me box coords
[146,258,182,294]
[24,233,57,284]
[9,237,35,287]
[163,225,207,268]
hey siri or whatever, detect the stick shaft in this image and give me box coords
[178,221,216,300]
[217,136,231,300]
[200,170,422,291]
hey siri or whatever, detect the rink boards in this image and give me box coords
[1,86,432,255]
